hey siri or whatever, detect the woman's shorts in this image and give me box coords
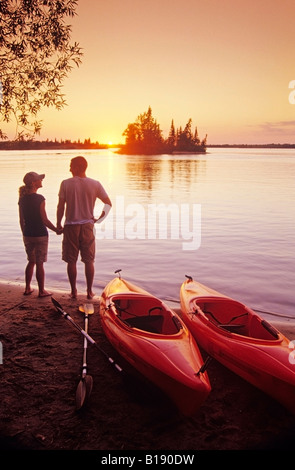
[62,223,95,263]
[23,236,48,263]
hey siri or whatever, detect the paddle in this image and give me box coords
[51,297,122,372]
[76,304,94,410]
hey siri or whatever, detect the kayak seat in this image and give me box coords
[125,315,164,333]
[218,324,246,333]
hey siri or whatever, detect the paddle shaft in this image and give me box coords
[52,298,122,372]
[81,312,89,378]
[76,308,93,410]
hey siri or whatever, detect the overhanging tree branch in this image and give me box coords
[0,0,83,140]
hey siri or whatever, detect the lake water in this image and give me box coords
[0,147,294,322]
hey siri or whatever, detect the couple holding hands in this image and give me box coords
[18,156,111,299]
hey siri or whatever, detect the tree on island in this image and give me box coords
[0,0,82,140]
[167,119,177,149]
[122,107,164,155]
[120,107,207,155]
[175,118,207,152]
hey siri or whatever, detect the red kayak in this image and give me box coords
[99,273,211,415]
[180,276,295,414]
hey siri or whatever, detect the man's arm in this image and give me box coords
[94,195,112,224]
[102,195,112,207]
[56,196,66,230]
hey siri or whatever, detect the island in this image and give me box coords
[117,107,207,155]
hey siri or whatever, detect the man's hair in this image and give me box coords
[71,156,88,172]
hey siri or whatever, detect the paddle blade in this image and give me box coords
[76,379,87,410]
[52,297,63,313]
[84,303,94,315]
[76,375,93,410]
[79,304,95,314]
[85,374,93,397]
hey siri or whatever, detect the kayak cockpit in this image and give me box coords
[193,297,280,341]
[108,294,182,335]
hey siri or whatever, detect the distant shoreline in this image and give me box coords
[1,141,295,151]
[207,143,295,149]
[0,140,117,151]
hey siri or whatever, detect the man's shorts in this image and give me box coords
[62,223,95,263]
[23,236,48,263]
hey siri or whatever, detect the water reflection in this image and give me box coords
[124,154,207,198]
[0,148,294,319]
[168,158,207,195]
[125,156,162,192]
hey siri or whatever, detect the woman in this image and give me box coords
[19,171,61,297]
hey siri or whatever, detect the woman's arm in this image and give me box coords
[40,200,60,233]
[19,206,25,234]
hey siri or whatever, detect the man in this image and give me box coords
[57,156,112,299]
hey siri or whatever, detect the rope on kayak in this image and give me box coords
[164,298,295,321]
[253,308,295,320]
[163,297,179,304]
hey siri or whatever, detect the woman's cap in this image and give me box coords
[23,172,45,185]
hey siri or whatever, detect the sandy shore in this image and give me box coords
[1,280,295,455]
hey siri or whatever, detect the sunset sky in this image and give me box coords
[8,0,295,144]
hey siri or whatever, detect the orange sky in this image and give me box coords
[7,0,295,144]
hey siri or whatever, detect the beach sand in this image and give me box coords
[1,280,295,454]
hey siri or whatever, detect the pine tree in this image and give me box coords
[193,126,200,145]
[122,107,164,154]
[167,119,176,150]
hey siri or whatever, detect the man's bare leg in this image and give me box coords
[85,261,95,299]
[67,261,77,298]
